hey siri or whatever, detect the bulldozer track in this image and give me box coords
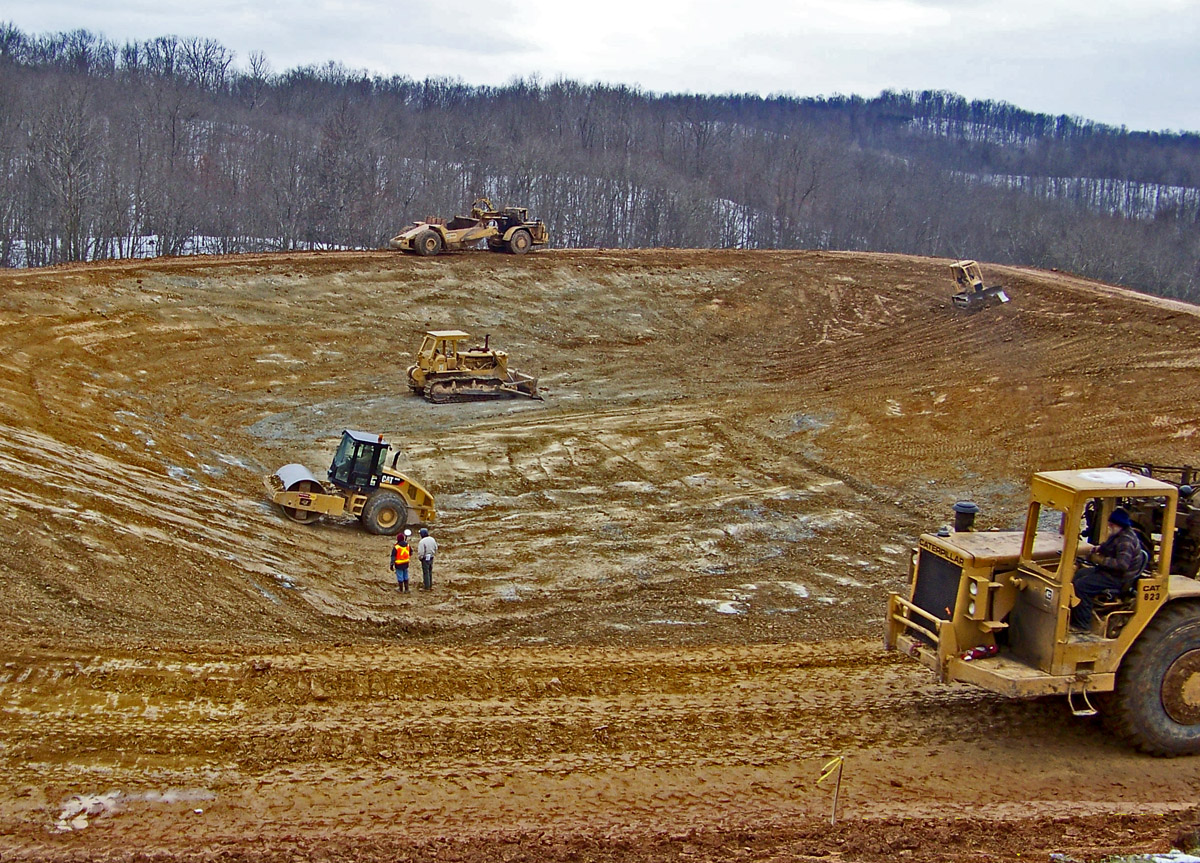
[425,378,514,404]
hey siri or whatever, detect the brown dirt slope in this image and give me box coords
[1,249,1199,860]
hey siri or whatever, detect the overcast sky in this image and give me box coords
[3,0,1198,133]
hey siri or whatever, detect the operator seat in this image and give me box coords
[1092,547,1152,637]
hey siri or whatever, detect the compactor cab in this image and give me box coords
[328,430,391,492]
[886,467,1200,755]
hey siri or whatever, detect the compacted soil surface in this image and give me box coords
[1,248,1200,861]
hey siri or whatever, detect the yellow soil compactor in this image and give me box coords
[886,465,1200,755]
[407,330,541,404]
[388,198,548,256]
[264,430,435,534]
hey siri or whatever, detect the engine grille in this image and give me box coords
[911,551,962,630]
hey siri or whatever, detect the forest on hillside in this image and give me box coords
[1,25,1198,300]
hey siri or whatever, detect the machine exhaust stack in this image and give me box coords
[953,500,980,532]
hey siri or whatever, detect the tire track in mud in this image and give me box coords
[0,421,303,636]
[0,642,928,782]
[411,400,913,639]
[0,640,1154,777]
[2,640,1199,853]
[753,262,1200,520]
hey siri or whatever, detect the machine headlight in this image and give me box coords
[968,600,977,616]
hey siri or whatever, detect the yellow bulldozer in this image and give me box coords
[407,330,541,404]
[885,465,1200,755]
[264,430,436,534]
[951,259,1010,310]
[388,198,549,256]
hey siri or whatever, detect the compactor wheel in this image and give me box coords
[360,490,409,535]
[1107,601,1200,756]
[507,229,532,255]
[283,505,320,524]
[414,230,443,257]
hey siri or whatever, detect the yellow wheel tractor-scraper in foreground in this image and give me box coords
[407,330,541,404]
[886,465,1200,755]
[264,430,436,534]
[388,198,549,256]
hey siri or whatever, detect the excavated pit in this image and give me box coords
[1,249,1199,860]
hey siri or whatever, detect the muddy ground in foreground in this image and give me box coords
[1,248,1199,860]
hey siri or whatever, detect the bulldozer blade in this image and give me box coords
[953,287,1010,311]
[496,382,543,400]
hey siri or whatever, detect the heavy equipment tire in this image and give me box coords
[507,229,532,255]
[360,490,409,535]
[414,230,442,257]
[1106,601,1200,756]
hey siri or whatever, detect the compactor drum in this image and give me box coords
[885,467,1200,755]
[388,198,549,256]
[264,430,436,534]
[406,330,541,404]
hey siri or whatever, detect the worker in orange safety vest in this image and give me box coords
[390,529,412,592]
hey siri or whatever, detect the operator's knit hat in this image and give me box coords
[1108,508,1133,528]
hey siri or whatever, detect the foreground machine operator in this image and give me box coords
[1071,507,1143,630]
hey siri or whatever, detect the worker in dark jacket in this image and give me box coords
[1071,507,1144,630]
[416,527,437,590]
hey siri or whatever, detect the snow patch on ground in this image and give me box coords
[777,581,811,597]
[697,598,746,615]
[54,788,216,832]
[441,491,500,511]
